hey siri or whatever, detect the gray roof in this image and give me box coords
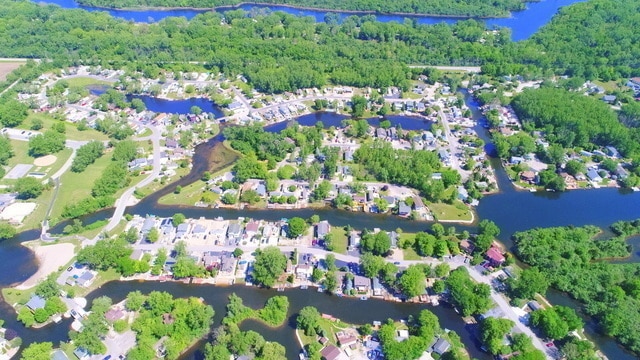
[141,217,156,233]
[227,223,242,236]
[316,221,329,238]
[398,201,411,215]
[25,295,46,310]
[52,350,70,360]
[432,338,451,355]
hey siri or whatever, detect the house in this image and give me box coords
[586,169,602,182]
[413,196,425,211]
[431,338,451,355]
[602,95,617,104]
[128,158,148,170]
[348,231,360,249]
[335,331,358,347]
[175,223,190,240]
[398,202,411,216]
[528,301,543,312]
[510,156,524,165]
[105,308,124,322]
[606,146,621,158]
[616,165,629,179]
[141,216,157,234]
[52,349,70,360]
[372,277,383,296]
[165,138,178,149]
[389,231,399,249]
[396,329,409,342]
[353,275,371,293]
[73,347,90,360]
[316,221,330,239]
[486,246,505,267]
[459,240,475,254]
[219,254,236,276]
[343,150,354,162]
[320,345,347,360]
[77,271,95,287]
[227,223,243,240]
[520,171,537,184]
[25,295,46,311]
[245,221,260,239]
[296,264,313,279]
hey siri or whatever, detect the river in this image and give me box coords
[6,93,640,359]
[34,0,583,41]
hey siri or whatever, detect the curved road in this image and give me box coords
[103,120,161,234]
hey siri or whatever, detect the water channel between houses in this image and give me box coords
[4,93,640,359]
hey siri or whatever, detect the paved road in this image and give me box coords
[407,65,482,73]
[102,120,161,234]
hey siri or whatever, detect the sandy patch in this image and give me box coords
[0,62,25,82]
[16,243,75,290]
[0,202,37,223]
[34,154,57,167]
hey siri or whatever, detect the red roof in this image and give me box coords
[486,247,505,263]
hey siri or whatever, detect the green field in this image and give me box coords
[62,76,111,88]
[20,113,109,142]
[328,226,348,254]
[429,202,473,222]
[49,153,112,221]
[158,178,207,206]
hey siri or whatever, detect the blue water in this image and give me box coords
[36,0,583,40]
[129,94,225,117]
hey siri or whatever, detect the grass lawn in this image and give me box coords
[20,113,109,142]
[49,154,112,221]
[2,287,34,307]
[328,226,348,254]
[429,202,473,222]
[20,190,54,231]
[403,248,422,260]
[158,179,207,206]
[62,77,111,88]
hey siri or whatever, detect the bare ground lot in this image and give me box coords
[0,61,26,81]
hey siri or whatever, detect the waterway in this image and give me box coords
[6,94,640,359]
[34,0,584,40]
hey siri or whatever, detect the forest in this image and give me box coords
[510,88,640,157]
[0,0,637,95]
[513,222,640,354]
[75,0,528,17]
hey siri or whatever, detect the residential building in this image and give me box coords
[353,275,371,293]
[486,247,505,267]
[316,221,330,239]
[432,338,451,355]
[320,345,347,360]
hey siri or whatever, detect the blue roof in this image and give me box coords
[25,295,46,310]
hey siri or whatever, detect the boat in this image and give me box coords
[360,296,368,300]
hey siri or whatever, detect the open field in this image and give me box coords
[49,154,112,221]
[429,202,473,222]
[328,226,348,254]
[157,176,206,206]
[20,113,109,142]
[0,61,25,81]
[62,76,111,88]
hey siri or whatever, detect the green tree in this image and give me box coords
[28,130,65,157]
[0,223,16,240]
[296,306,320,336]
[13,177,44,199]
[287,217,307,238]
[125,290,146,311]
[252,247,287,287]
[172,213,186,226]
[399,265,426,298]
[350,95,368,118]
[146,227,159,243]
[18,307,35,327]
[20,342,53,360]
[0,135,13,165]
[480,317,515,355]
[361,231,391,256]
[508,268,549,300]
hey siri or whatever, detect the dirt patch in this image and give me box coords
[15,242,76,290]
[0,61,26,82]
[34,154,57,167]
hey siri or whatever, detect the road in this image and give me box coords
[407,65,482,73]
[102,120,161,234]
[0,79,20,97]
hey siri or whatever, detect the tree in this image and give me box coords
[146,227,159,243]
[565,160,585,176]
[350,95,368,118]
[434,263,450,278]
[233,248,244,258]
[125,291,146,311]
[240,189,261,204]
[35,275,60,299]
[28,130,65,157]
[361,231,391,256]
[190,105,202,115]
[172,213,186,226]
[323,271,338,293]
[252,247,287,287]
[297,306,321,336]
[34,308,49,323]
[0,99,28,127]
[481,317,515,355]
[531,306,583,340]
[44,297,67,315]
[72,141,105,172]
[287,217,307,238]
[18,307,35,327]
[399,265,426,298]
[20,342,53,360]
[445,267,492,316]
[508,268,549,300]
[13,177,44,199]
[0,223,16,240]
[0,135,13,166]
[111,140,138,162]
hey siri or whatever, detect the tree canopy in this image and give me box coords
[252,246,287,287]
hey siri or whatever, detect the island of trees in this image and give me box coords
[513,220,640,354]
[74,0,529,18]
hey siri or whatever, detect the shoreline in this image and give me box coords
[15,242,76,290]
[73,1,516,19]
